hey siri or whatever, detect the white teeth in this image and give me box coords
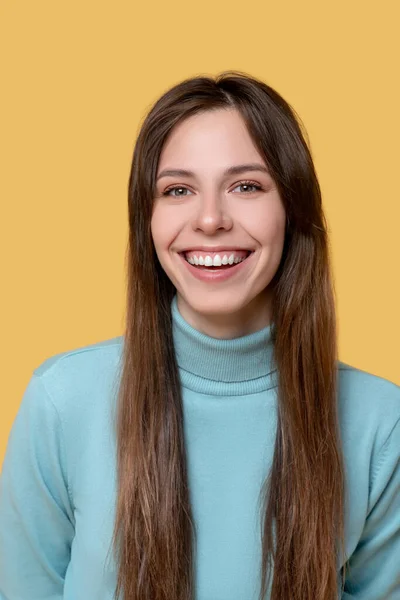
[186,253,246,266]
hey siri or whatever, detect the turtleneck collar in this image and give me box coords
[171,294,278,395]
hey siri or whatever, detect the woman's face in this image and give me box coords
[151,108,287,338]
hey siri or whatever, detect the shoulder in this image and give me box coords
[34,335,124,378]
[337,360,400,456]
[338,360,400,413]
[31,335,124,421]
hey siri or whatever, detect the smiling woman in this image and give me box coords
[1,71,399,600]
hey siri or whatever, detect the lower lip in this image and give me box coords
[178,252,254,282]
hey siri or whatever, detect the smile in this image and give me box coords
[178,251,255,283]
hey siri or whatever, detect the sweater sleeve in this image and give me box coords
[0,373,75,600]
[342,417,400,599]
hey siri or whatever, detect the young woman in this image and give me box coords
[1,72,399,600]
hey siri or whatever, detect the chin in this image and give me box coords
[180,293,250,315]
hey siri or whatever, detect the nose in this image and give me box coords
[191,192,233,234]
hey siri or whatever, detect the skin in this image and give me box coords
[151,108,287,339]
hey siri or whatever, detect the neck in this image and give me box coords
[171,293,277,394]
[176,288,273,339]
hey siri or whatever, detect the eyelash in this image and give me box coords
[162,180,263,196]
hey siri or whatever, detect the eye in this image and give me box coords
[163,185,193,197]
[231,181,263,194]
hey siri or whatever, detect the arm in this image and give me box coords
[342,418,400,599]
[0,373,75,599]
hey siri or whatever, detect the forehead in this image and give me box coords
[157,108,265,171]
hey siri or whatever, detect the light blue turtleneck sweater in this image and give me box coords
[1,294,400,599]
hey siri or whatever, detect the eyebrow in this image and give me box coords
[156,163,270,181]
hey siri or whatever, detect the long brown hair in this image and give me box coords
[109,71,349,600]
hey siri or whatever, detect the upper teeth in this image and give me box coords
[185,253,246,266]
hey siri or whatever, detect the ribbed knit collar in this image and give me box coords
[171,294,278,395]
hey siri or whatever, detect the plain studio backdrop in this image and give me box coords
[0,0,399,464]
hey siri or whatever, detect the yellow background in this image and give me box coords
[1,1,399,464]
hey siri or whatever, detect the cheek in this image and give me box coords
[151,204,169,250]
[150,211,162,252]
[151,204,182,254]
[266,216,286,246]
[244,200,286,249]
[150,213,169,273]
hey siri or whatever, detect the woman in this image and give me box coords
[0,71,399,600]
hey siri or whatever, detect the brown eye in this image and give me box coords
[163,186,193,197]
[232,182,262,194]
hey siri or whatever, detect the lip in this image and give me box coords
[179,245,253,253]
[178,251,255,283]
